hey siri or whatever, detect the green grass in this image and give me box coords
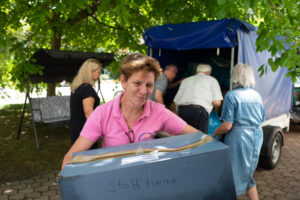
[0,104,71,183]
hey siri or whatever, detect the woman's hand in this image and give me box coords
[212,121,233,139]
[212,132,219,139]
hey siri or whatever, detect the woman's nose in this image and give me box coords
[139,85,147,94]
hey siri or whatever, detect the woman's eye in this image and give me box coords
[134,82,141,86]
[147,84,153,88]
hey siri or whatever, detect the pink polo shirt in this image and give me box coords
[80,93,186,148]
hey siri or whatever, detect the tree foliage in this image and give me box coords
[0,0,299,92]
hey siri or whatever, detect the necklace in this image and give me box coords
[121,106,143,130]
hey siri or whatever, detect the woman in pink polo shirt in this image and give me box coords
[61,53,198,169]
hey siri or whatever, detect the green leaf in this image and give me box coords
[258,64,264,72]
[285,71,293,78]
[281,57,289,67]
[217,0,226,5]
[250,0,258,10]
[291,74,297,82]
[243,0,250,8]
[268,59,278,72]
[259,68,264,77]
[87,7,92,14]
[215,7,226,18]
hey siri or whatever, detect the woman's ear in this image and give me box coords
[120,74,126,90]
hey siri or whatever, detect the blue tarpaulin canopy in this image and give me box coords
[143,18,292,120]
[143,18,256,50]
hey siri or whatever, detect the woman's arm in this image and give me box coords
[61,136,94,170]
[212,121,232,138]
[180,124,199,134]
[82,97,95,119]
[212,100,222,111]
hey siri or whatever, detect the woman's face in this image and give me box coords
[91,67,101,81]
[121,70,155,107]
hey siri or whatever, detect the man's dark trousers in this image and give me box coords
[178,105,209,134]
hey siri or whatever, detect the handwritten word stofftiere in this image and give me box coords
[106,178,176,192]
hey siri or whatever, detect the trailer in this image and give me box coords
[143,18,293,169]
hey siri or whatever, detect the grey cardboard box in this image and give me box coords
[59,132,236,200]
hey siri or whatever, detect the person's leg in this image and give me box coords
[178,107,209,133]
[178,107,201,130]
[198,107,208,134]
[246,186,259,200]
[246,131,263,200]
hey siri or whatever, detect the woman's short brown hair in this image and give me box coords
[120,53,161,81]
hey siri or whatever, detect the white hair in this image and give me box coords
[231,63,255,88]
[197,64,212,73]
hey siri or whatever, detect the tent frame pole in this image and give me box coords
[230,47,235,90]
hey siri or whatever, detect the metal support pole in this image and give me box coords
[31,107,40,151]
[28,86,40,151]
[230,47,235,90]
[16,85,29,139]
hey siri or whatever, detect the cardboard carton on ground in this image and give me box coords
[59,132,236,200]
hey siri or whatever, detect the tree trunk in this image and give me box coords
[47,27,62,97]
[47,83,56,97]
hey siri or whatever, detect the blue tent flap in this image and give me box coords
[143,18,256,50]
[237,30,292,119]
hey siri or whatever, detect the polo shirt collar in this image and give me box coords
[142,100,151,117]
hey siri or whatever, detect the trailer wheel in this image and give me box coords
[260,132,283,169]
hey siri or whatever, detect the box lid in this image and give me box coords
[61,132,227,177]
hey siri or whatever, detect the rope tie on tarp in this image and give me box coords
[68,135,213,164]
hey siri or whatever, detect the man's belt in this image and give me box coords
[178,104,205,109]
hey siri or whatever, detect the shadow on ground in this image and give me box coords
[0,104,71,184]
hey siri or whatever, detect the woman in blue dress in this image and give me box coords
[213,63,265,200]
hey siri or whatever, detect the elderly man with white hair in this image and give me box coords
[173,64,223,134]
